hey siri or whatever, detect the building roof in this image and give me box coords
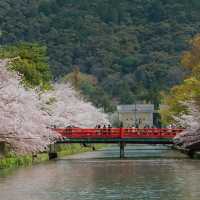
[117,104,154,113]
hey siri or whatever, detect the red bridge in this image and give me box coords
[54,128,184,158]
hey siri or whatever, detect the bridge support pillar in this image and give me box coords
[120,142,125,158]
[48,144,58,160]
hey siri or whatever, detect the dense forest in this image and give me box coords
[1,0,200,111]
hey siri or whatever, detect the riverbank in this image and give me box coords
[0,144,105,169]
[172,145,200,159]
[192,151,200,159]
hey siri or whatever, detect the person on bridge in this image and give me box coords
[108,124,112,128]
[95,124,101,135]
[108,124,112,134]
[97,124,101,128]
[103,125,106,134]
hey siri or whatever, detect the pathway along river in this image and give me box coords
[0,145,200,200]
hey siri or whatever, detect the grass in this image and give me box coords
[0,155,32,169]
[0,144,106,169]
[58,144,105,157]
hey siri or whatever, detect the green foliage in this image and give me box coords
[161,35,200,124]
[64,69,115,112]
[0,42,52,90]
[57,144,106,157]
[0,155,32,169]
[1,0,200,107]
[0,144,105,169]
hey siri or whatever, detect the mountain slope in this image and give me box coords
[1,0,200,110]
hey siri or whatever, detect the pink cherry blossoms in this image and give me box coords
[0,59,109,154]
[0,59,57,154]
[174,102,200,148]
[41,84,109,128]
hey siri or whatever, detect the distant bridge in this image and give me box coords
[53,128,184,158]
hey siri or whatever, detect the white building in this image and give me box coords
[117,104,154,128]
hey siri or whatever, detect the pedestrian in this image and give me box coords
[108,124,112,134]
[97,124,101,128]
[103,124,106,134]
[96,124,101,135]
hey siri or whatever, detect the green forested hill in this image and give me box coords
[1,0,200,111]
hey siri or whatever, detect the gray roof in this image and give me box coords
[117,104,154,113]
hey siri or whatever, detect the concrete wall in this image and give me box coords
[119,112,153,128]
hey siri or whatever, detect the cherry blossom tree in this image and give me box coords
[0,59,109,154]
[174,102,200,148]
[0,59,56,154]
[41,83,109,128]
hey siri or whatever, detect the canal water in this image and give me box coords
[0,145,200,200]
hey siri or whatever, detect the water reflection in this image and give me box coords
[0,145,200,200]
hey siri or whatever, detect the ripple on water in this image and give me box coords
[0,145,200,200]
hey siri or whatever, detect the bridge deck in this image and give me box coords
[54,128,183,144]
[57,138,173,144]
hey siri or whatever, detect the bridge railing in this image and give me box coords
[123,128,183,138]
[53,128,184,139]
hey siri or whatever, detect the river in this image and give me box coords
[0,145,200,200]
